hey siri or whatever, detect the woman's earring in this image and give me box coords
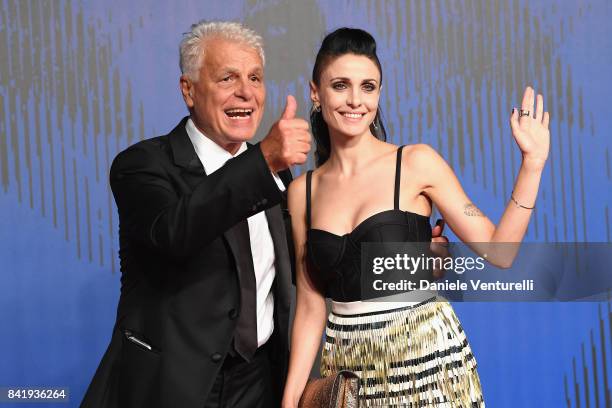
[372,121,378,130]
[312,103,321,113]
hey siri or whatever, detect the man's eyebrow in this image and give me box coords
[216,67,263,76]
[218,67,240,74]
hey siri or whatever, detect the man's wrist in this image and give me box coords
[259,138,278,173]
[271,170,287,192]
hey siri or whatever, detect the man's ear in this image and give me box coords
[179,75,194,108]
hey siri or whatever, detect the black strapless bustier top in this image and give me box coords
[305,146,433,302]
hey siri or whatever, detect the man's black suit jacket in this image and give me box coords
[81,117,294,408]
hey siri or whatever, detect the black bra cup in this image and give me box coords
[307,209,432,302]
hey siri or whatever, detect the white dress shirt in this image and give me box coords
[185,118,285,347]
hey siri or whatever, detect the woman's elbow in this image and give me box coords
[492,259,514,269]
[484,253,515,269]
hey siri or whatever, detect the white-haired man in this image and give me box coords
[82,21,310,408]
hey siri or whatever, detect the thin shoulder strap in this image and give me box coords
[306,170,313,229]
[394,146,405,210]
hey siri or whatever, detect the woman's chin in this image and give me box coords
[330,125,371,139]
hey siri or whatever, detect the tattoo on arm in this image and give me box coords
[464,203,483,217]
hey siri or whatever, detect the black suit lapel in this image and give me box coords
[265,205,292,311]
[224,218,258,359]
[168,117,208,189]
[180,157,207,190]
[169,117,198,168]
[223,219,255,289]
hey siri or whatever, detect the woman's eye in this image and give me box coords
[332,82,347,90]
[363,83,376,92]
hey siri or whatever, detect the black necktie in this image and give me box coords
[231,219,258,361]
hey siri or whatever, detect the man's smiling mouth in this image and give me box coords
[225,108,254,120]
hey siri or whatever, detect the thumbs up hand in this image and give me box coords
[261,95,311,173]
[281,94,298,120]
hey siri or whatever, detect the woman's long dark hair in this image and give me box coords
[311,27,387,167]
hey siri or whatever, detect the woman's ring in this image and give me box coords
[519,109,531,118]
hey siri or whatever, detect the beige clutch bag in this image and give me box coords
[298,370,360,408]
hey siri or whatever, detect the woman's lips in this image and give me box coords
[339,112,366,122]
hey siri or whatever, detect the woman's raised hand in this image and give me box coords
[510,86,550,170]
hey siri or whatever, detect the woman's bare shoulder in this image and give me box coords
[288,171,308,195]
[403,143,439,157]
[402,143,446,169]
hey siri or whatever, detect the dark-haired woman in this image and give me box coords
[282,28,549,407]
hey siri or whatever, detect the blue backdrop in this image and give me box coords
[1,0,611,406]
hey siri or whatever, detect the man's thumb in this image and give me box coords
[281,95,297,120]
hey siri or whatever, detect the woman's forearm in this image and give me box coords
[282,298,327,408]
[491,158,544,243]
[479,159,544,268]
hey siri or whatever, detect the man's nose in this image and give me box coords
[234,78,254,100]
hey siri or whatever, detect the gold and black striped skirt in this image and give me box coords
[321,297,485,407]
